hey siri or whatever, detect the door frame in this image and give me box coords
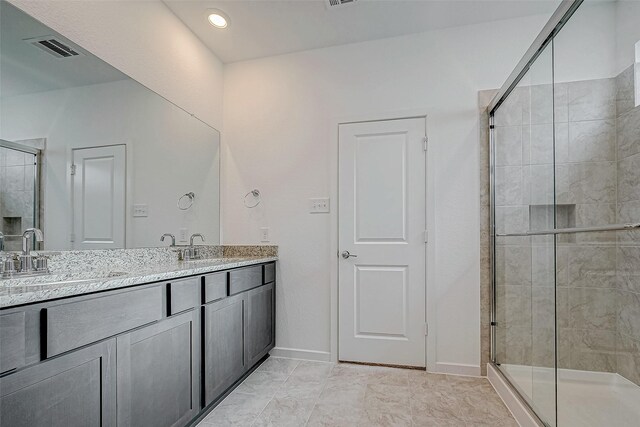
[330,109,436,371]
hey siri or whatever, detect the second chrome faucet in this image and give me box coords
[161,232,205,260]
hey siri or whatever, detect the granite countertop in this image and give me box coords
[0,256,277,309]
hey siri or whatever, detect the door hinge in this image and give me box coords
[424,322,429,336]
[424,230,428,243]
[422,136,428,151]
[70,164,76,175]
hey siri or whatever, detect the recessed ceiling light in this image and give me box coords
[207,10,229,29]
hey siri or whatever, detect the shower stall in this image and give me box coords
[489,0,640,425]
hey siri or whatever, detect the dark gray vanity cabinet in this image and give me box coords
[0,261,276,427]
[0,339,116,427]
[203,293,247,406]
[116,310,199,427]
[246,281,275,367]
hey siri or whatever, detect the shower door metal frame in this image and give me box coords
[0,139,43,248]
[488,1,584,426]
[488,0,583,366]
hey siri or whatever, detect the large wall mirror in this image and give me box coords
[0,2,220,251]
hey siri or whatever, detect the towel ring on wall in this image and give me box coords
[178,192,195,210]
[243,189,261,208]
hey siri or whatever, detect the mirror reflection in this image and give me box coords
[0,3,220,251]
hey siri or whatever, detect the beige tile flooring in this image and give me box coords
[197,357,517,426]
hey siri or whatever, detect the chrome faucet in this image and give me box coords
[0,228,49,278]
[21,228,44,273]
[190,233,205,246]
[160,233,176,246]
[23,228,44,254]
[181,233,205,261]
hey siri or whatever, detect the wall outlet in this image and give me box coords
[309,198,330,214]
[133,204,148,217]
[179,228,188,242]
[260,227,270,242]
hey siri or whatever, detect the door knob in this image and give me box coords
[341,251,358,259]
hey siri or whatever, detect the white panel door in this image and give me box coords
[72,145,126,249]
[338,117,426,367]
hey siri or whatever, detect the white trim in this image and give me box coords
[487,363,542,427]
[329,108,435,368]
[270,347,332,362]
[434,362,482,377]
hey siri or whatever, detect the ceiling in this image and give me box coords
[0,2,128,98]
[164,0,561,63]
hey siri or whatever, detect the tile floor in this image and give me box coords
[197,357,517,426]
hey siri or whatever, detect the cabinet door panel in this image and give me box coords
[0,312,26,374]
[0,340,115,427]
[117,311,199,427]
[203,293,246,405]
[246,282,275,367]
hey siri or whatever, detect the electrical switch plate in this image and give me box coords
[260,227,270,242]
[179,228,188,242]
[133,204,148,217]
[309,198,330,213]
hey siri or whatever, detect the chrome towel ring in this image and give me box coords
[244,189,261,208]
[178,192,195,210]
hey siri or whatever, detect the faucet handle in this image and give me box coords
[34,256,49,272]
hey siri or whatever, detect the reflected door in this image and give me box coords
[72,145,125,249]
[338,117,426,367]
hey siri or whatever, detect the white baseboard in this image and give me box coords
[269,347,332,362]
[487,363,542,427]
[434,362,482,377]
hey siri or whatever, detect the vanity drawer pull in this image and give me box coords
[204,272,228,303]
[0,312,26,374]
[44,287,162,358]
[229,266,262,295]
[168,277,200,315]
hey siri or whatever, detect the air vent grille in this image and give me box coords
[325,0,358,10]
[25,36,83,59]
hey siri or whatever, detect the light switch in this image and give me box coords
[133,204,148,217]
[179,228,188,242]
[260,227,270,242]
[309,198,330,214]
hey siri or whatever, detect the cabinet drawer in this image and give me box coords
[168,277,200,315]
[0,312,26,374]
[229,265,262,295]
[204,272,227,303]
[44,287,163,358]
[264,263,276,284]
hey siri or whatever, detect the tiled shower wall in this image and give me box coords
[487,65,640,386]
[0,147,36,251]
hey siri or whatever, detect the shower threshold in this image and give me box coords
[498,363,640,427]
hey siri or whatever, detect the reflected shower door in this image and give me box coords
[0,143,38,251]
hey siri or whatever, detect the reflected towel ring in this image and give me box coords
[244,189,261,208]
[178,192,195,210]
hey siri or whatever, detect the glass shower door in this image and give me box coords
[493,42,556,426]
[0,142,38,251]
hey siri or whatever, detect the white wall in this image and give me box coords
[1,80,220,250]
[8,0,224,130]
[222,14,551,370]
[615,0,640,75]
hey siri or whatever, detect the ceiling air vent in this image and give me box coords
[325,0,359,10]
[24,36,83,59]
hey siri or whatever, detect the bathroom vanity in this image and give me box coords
[0,258,276,427]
